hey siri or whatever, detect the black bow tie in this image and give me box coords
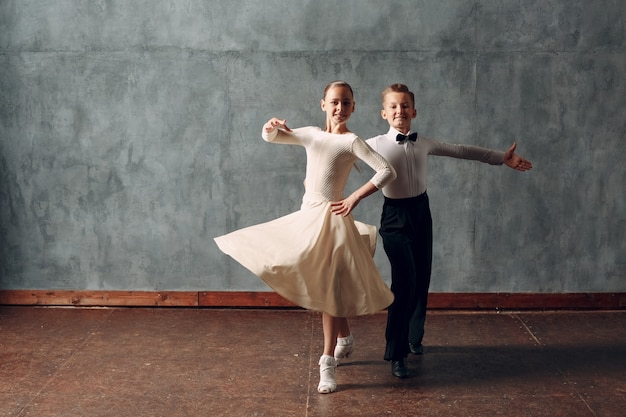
[396,132,418,142]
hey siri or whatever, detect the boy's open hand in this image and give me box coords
[504,142,533,172]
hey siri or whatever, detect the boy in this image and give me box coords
[366,83,532,378]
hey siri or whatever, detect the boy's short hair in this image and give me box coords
[382,83,415,107]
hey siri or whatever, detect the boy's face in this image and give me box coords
[381,92,417,134]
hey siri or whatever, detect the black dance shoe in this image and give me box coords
[391,358,409,378]
[409,343,423,355]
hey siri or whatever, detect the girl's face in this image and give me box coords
[321,86,355,125]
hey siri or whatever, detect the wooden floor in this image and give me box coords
[1,306,625,416]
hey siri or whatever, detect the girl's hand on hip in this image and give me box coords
[330,195,360,217]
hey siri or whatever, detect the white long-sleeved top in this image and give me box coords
[366,127,505,199]
[263,126,396,203]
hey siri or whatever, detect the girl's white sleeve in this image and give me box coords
[262,127,306,145]
[352,137,397,189]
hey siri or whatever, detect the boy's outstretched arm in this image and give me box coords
[503,142,533,171]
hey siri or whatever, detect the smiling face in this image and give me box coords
[321,85,355,131]
[381,91,417,134]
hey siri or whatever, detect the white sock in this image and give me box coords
[336,334,353,346]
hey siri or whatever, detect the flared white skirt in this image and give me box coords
[214,200,393,317]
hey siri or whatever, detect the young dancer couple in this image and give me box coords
[214,81,533,394]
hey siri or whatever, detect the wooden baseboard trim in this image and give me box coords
[0,290,200,307]
[0,290,624,310]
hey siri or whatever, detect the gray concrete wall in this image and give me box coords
[1,1,624,292]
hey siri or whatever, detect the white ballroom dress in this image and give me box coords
[214,126,396,317]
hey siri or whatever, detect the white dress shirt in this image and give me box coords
[366,127,505,199]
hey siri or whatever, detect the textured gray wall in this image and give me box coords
[1,1,624,292]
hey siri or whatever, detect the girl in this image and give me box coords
[215,81,396,393]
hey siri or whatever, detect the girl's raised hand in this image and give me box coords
[264,118,292,133]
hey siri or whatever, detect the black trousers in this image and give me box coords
[380,193,433,361]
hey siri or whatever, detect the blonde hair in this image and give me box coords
[323,80,354,100]
[381,83,415,107]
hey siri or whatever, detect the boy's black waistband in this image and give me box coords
[383,192,428,207]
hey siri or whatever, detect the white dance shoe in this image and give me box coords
[317,355,337,394]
